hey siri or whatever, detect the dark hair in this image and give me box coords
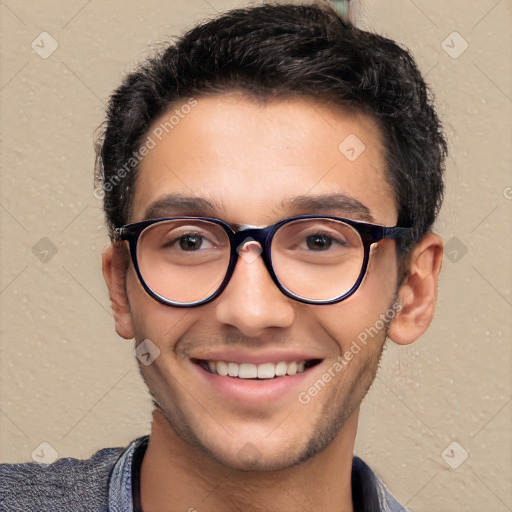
[95,2,446,260]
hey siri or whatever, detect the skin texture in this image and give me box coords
[103,94,443,512]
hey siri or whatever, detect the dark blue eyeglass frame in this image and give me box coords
[114,215,412,308]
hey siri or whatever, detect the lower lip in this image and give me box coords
[191,361,317,404]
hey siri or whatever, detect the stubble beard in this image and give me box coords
[139,335,387,472]
[137,297,396,472]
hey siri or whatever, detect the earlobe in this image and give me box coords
[387,233,443,345]
[102,244,135,340]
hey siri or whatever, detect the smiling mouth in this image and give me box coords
[192,359,322,379]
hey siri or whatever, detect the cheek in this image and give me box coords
[312,245,398,352]
[125,267,195,343]
[367,243,399,292]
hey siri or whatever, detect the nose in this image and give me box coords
[214,242,295,337]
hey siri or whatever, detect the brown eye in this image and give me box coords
[179,235,204,251]
[306,235,333,250]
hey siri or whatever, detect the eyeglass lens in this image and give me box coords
[136,218,365,304]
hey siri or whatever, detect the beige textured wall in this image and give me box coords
[1,1,510,510]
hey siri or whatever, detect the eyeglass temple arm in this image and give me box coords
[382,226,413,240]
[113,227,129,242]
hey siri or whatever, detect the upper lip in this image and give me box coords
[191,350,324,365]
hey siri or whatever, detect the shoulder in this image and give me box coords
[0,445,125,512]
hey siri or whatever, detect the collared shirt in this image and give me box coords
[1,435,411,511]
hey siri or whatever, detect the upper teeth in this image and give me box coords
[207,360,306,379]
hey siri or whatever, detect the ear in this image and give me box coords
[388,232,443,345]
[102,243,135,340]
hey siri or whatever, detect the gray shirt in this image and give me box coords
[0,436,411,511]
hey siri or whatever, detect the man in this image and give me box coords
[0,2,445,511]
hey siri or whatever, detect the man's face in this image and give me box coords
[124,94,401,471]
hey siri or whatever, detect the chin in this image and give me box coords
[206,443,310,472]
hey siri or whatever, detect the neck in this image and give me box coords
[140,409,358,512]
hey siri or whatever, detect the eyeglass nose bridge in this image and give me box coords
[230,226,273,264]
[222,225,288,302]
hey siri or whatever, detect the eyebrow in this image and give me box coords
[286,193,375,222]
[142,192,374,224]
[143,194,221,220]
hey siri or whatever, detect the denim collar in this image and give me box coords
[108,435,149,512]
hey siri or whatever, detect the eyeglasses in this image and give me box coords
[115,215,411,307]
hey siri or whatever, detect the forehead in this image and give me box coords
[131,94,397,225]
